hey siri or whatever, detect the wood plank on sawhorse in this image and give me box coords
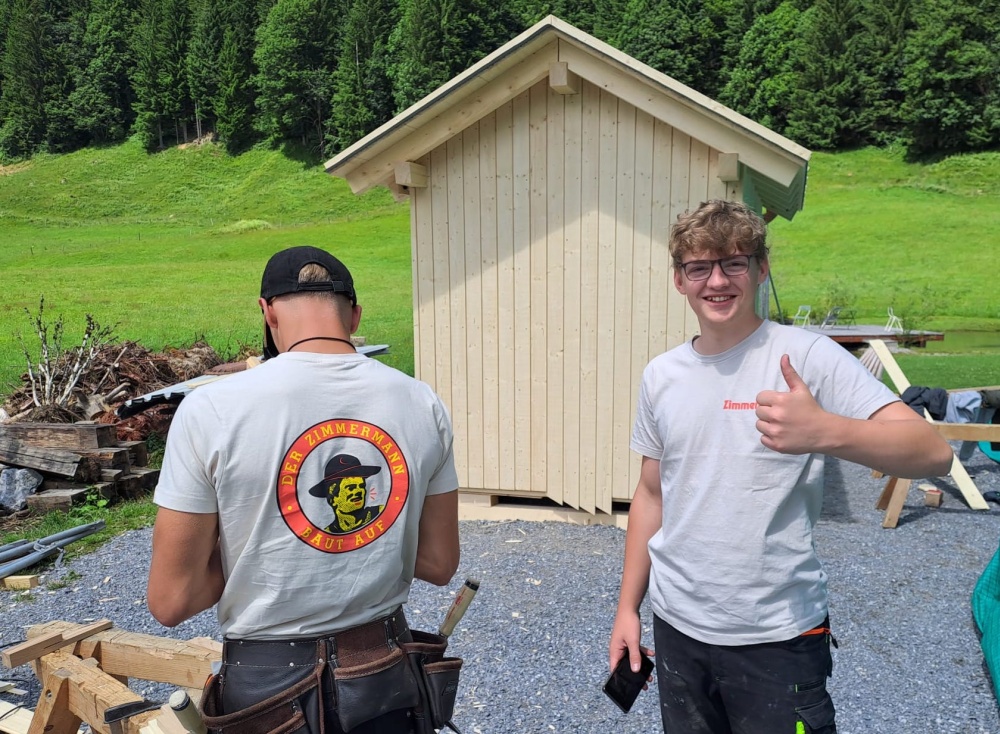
[1,620,112,669]
[32,651,158,734]
[867,340,989,527]
[26,622,218,688]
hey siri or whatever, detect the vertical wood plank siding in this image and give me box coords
[412,78,726,512]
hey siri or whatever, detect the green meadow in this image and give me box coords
[1,139,998,396]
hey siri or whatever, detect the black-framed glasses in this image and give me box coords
[679,254,756,281]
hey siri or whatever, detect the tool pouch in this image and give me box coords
[200,660,324,734]
[332,645,422,732]
[402,630,464,733]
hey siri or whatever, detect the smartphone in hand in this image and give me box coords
[603,650,654,714]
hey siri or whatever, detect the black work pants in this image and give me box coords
[653,614,836,734]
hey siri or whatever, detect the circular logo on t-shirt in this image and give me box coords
[276,419,409,553]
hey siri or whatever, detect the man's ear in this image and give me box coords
[350,305,362,334]
[673,266,686,295]
[260,298,278,328]
[755,257,770,285]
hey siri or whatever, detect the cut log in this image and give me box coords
[117,441,148,468]
[0,575,39,591]
[0,423,117,450]
[129,468,160,492]
[0,439,100,482]
[26,486,111,513]
[75,448,131,471]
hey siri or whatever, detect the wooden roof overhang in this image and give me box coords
[325,15,811,220]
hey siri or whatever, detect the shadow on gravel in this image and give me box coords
[821,459,856,523]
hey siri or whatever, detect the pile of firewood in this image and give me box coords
[0,423,158,512]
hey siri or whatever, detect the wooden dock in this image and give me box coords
[801,324,944,350]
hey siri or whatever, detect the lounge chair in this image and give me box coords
[885,307,903,332]
[791,305,811,326]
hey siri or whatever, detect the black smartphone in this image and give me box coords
[603,651,654,714]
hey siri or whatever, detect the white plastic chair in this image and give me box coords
[791,305,811,326]
[885,307,903,332]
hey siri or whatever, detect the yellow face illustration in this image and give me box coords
[330,476,367,514]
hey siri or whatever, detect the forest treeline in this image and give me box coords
[0,0,997,163]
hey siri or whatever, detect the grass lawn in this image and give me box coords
[1,141,997,394]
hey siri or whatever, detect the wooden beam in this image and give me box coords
[0,423,118,450]
[0,575,39,591]
[27,665,81,734]
[932,422,1000,441]
[717,152,739,182]
[548,61,579,94]
[34,652,157,734]
[2,620,112,669]
[393,161,427,188]
[26,623,218,689]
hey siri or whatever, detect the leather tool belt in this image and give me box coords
[198,607,462,734]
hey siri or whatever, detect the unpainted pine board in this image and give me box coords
[623,108,655,500]
[561,81,583,510]
[462,125,485,490]
[412,156,434,384]
[27,623,217,688]
[882,478,912,529]
[35,651,157,734]
[27,666,80,734]
[430,144,453,411]
[511,89,532,493]
[2,620,112,669]
[684,138,712,339]
[669,131,694,342]
[0,575,39,591]
[446,134,469,484]
[478,112,501,491]
[652,120,676,353]
[0,699,33,734]
[577,79,601,515]
[594,87,619,514]
[545,84,566,506]
[495,100,517,492]
[528,81,549,499]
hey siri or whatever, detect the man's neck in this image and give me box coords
[691,316,765,355]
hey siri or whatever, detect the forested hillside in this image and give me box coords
[0,0,997,165]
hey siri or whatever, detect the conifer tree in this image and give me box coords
[0,0,49,158]
[159,0,193,143]
[330,0,398,152]
[68,0,135,145]
[253,0,343,153]
[214,0,258,154]
[901,0,1000,155]
[187,0,224,140]
[131,0,166,149]
[784,0,869,149]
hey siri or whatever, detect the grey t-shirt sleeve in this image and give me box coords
[630,366,664,459]
[153,390,221,514]
[425,394,460,496]
[803,336,899,420]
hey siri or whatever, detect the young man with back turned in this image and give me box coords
[147,245,460,733]
[608,200,952,734]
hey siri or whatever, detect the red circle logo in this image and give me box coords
[277,420,409,553]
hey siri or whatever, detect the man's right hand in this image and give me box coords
[609,608,654,674]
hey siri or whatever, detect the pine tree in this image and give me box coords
[784,0,870,149]
[187,0,224,140]
[214,0,258,154]
[253,0,342,153]
[131,0,166,149]
[901,0,1000,155]
[719,1,804,137]
[68,0,135,145]
[159,0,192,143]
[857,0,916,146]
[615,0,738,98]
[389,0,520,111]
[0,0,49,158]
[331,0,398,152]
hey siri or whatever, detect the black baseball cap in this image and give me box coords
[260,246,356,358]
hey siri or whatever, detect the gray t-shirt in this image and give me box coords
[631,321,897,645]
[155,352,459,639]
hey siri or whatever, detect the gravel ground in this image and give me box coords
[2,447,999,733]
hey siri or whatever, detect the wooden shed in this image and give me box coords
[326,16,811,519]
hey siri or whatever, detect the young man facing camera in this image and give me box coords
[609,200,952,733]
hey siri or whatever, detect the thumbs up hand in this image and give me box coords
[755,354,826,454]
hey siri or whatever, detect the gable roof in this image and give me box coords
[325,15,811,220]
